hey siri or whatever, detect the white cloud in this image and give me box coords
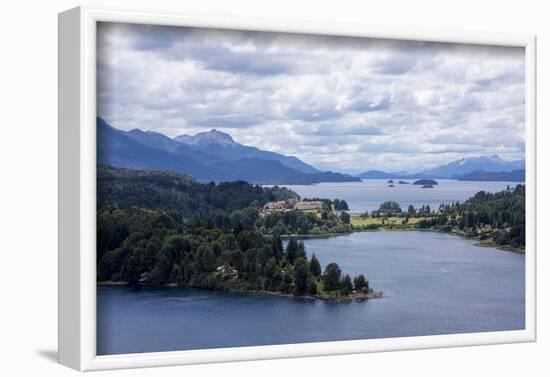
[97,22,525,173]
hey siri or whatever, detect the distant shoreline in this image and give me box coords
[280,227,525,254]
[280,232,351,239]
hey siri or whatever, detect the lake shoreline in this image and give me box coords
[97,281,383,302]
[238,289,383,302]
[280,227,524,254]
[98,230,525,355]
[472,240,525,254]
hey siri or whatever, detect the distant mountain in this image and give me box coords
[358,170,413,179]
[419,155,525,179]
[174,129,319,174]
[97,117,212,180]
[126,128,181,152]
[358,155,526,181]
[510,159,525,170]
[174,129,236,146]
[358,170,396,179]
[124,128,220,165]
[203,158,358,185]
[456,169,525,182]
[97,117,358,184]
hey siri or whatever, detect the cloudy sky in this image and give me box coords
[97,22,525,174]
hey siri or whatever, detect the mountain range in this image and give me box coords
[359,155,525,181]
[97,117,525,184]
[97,117,359,184]
[418,155,524,178]
[455,169,525,182]
[173,129,320,174]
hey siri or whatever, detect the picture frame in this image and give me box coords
[58,6,537,371]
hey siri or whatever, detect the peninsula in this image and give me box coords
[97,166,378,300]
[351,185,526,252]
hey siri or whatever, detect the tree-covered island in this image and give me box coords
[97,165,380,300]
[413,179,439,186]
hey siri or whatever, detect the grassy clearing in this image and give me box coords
[350,216,426,227]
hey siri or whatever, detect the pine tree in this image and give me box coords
[308,280,318,295]
[271,234,283,261]
[353,274,366,290]
[286,239,298,264]
[309,253,321,277]
[297,241,306,259]
[322,263,342,291]
[293,257,309,296]
[341,274,353,295]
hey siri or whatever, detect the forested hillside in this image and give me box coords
[419,185,526,248]
[98,165,299,220]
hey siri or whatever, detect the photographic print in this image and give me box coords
[95,22,526,356]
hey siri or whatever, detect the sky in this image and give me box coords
[97,22,525,174]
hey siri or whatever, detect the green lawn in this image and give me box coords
[350,215,425,227]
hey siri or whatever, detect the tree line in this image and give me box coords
[97,165,299,221]
[98,165,352,236]
[98,204,369,297]
[353,185,526,249]
[256,210,351,236]
[418,184,525,248]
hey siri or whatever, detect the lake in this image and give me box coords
[97,231,525,355]
[277,179,521,213]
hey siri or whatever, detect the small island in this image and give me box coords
[398,180,409,184]
[413,179,438,185]
[387,179,394,183]
[388,184,395,187]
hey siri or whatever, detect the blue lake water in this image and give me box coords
[278,179,521,213]
[97,231,525,355]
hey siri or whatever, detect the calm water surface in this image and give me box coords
[97,231,525,355]
[278,179,521,213]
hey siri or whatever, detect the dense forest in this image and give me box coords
[257,208,352,236]
[98,165,352,236]
[417,184,526,248]
[256,197,351,236]
[97,166,373,298]
[354,185,526,249]
[98,165,298,220]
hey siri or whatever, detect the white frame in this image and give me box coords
[58,6,537,371]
